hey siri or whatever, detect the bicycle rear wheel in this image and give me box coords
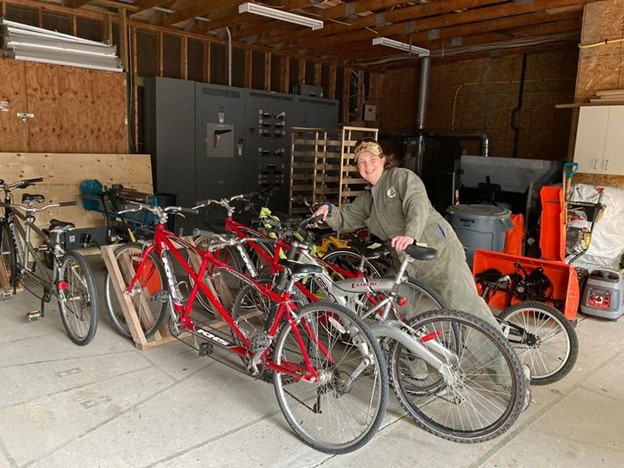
[58,251,98,346]
[499,301,578,385]
[104,242,168,339]
[272,301,388,454]
[390,309,525,443]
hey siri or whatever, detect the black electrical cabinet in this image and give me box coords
[143,77,339,232]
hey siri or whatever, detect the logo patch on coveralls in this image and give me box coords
[387,186,398,199]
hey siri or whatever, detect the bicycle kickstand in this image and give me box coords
[26,295,46,321]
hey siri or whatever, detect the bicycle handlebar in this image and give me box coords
[0,177,44,192]
[0,200,77,212]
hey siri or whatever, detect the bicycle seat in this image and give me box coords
[22,193,45,204]
[405,244,437,261]
[49,219,76,231]
[278,259,323,276]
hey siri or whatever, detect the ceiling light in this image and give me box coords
[372,37,430,57]
[238,2,323,30]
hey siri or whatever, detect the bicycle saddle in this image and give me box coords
[278,259,322,276]
[49,219,76,231]
[405,244,437,261]
[22,193,45,204]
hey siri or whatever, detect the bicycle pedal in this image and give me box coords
[198,342,213,357]
[26,310,42,321]
[151,290,169,303]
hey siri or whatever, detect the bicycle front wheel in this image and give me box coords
[391,278,447,322]
[321,248,384,279]
[272,301,388,454]
[104,242,168,339]
[390,309,525,443]
[58,251,99,346]
[499,301,578,385]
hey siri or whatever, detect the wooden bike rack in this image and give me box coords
[100,240,244,351]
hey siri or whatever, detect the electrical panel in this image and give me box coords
[143,77,339,230]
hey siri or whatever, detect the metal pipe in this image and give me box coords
[224,27,232,87]
[416,55,431,129]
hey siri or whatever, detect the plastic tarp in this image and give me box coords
[568,183,624,272]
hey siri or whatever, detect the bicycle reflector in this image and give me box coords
[397,297,408,306]
[420,330,442,342]
[58,281,68,290]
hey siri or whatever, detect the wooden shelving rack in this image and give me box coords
[289,126,378,214]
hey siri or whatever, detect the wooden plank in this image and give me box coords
[0,153,152,230]
[100,244,149,348]
[0,58,28,152]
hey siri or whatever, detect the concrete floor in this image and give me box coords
[1,258,624,468]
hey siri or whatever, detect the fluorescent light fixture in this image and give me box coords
[372,37,430,57]
[238,2,323,30]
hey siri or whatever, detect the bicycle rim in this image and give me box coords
[499,301,578,385]
[104,242,167,339]
[58,251,98,346]
[390,309,525,443]
[272,302,388,454]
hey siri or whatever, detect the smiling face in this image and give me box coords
[356,151,385,185]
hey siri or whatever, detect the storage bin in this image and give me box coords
[446,204,514,267]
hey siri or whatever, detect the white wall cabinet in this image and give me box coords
[574,105,624,175]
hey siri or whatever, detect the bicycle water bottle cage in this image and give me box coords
[22,193,45,204]
[49,219,76,231]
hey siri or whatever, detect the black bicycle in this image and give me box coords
[0,178,99,345]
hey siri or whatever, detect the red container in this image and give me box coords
[539,186,565,262]
[473,249,579,320]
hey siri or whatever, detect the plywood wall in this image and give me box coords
[0,58,128,154]
[568,0,624,188]
[370,48,578,161]
[0,153,152,229]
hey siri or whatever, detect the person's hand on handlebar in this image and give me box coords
[313,202,332,221]
[391,235,415,252]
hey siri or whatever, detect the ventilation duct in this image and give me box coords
[1,19,122,72]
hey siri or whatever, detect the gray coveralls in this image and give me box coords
[326,166,498,328]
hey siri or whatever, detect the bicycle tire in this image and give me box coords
[321,248,384,279]
[499,301,578,385]
[272,301,389,454]
[389,309,526,443]
[104,242,168,340]
[57,251,99,346]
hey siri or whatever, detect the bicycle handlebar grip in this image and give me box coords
[174,206,199,215]
[58,201,77,207]
[21,177,44,187]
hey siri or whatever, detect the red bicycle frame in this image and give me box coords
[124,221,331,381]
